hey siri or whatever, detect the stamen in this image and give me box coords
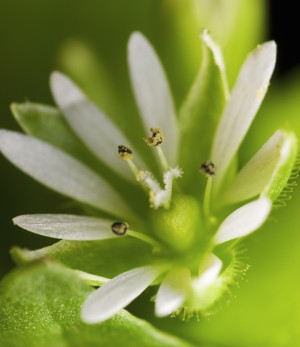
[200,160,215,224]
[111,221,129,236]
[111,221,161,248]
[118,145,139,176]
[145,128,169,171]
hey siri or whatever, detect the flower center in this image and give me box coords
[117,127,208,254]
[118,127,182,210]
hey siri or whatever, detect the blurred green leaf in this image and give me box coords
[0,260,195,347]
[220,0,267,85]
[58,40,120,118]
[164,0,267,89]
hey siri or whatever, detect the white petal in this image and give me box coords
[195,254,222,288]
[128,32,178,165]
[81,266,163,323]
[223,130,290,204]
[155,267,191,317]
[0,130,134,220]
[214,197,272,244]
[13,214,117,240]
[50,72,147,182]
[211,42,276,191]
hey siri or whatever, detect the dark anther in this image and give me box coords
[111,221,129,236]
[200,160,216,177]
[145,127,164,147]
[118,145,133,159]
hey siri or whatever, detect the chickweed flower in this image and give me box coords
[0,31,297,323]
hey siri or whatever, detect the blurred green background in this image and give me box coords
[1,1,300,346]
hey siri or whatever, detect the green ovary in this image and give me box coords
[151,194,202,253]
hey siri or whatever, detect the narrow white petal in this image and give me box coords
[196,254,222,288]
[211,42,276,191]
[128,32,178,165]
[155,267,191,317]
[223,130,290,204]
[214,197,272,244]
[81,266,163,323]
[50,71,147,182]
[13,214,117,240]
[0,130,134,220]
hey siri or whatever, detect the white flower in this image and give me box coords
[0,31,297,323]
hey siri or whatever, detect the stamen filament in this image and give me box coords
[203,176,213,223]
[118,144,139,177]
[156,146,169,172]
[127,229,161,248]
[127,158,139,177]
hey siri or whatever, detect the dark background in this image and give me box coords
[269,2,299,75]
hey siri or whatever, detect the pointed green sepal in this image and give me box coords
[179,31,228,193]
[222,130,298,204]
[262,131,298,202]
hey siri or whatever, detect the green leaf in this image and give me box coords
[179,32,227,193]
[11,237,156,279]
[0,260,194,347]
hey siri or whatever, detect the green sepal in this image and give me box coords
[11,237,155,279]
[263,131,298,203]
[179,31,227,194]
[220,130,297,206]
[186,246,246,313]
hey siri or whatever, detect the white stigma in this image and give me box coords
[138,167,182,209]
